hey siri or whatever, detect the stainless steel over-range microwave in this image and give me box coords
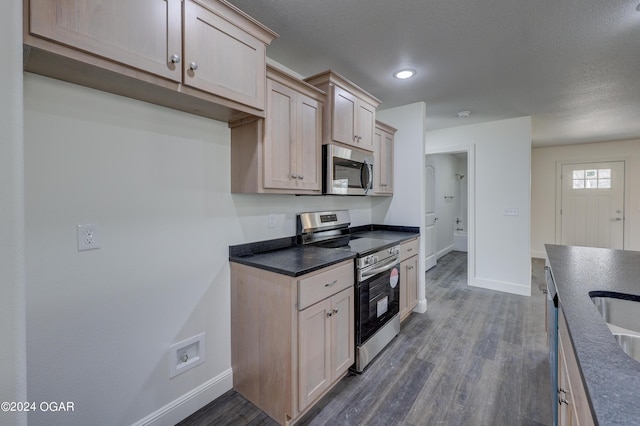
[323,144,373,195]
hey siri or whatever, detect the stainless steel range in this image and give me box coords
[297,210,401,372]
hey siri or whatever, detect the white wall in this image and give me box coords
[0,2,27,426]
[426,117,532,296]
[375,102,428,312]
[531,139,640,257]
[24,74,374,426]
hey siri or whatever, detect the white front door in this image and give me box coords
[561,161,625,249]
[424,164,437,270]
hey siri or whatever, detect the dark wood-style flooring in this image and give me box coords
[178,252,552,426]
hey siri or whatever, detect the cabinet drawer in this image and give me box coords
[298,261,354,310]
[400,238,419,262]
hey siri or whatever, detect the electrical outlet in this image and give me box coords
[503,207,519,216]
[268,214,277,228]
[77,224,100,251]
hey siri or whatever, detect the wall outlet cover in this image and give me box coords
[169,332,205,378]
[77,224,100,251]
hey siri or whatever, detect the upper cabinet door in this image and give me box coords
[183,0,267,110]
[264,79,297,190]
[296,94,322,191]
[356,101,375,151]
[29,0,183,82]
[331,85,357,146]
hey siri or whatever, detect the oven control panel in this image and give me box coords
[364,255,380,266]
[359,245,400,269]
[387,247,400,256]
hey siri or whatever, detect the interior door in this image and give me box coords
[424,164,437,270]
[561,161,625,249]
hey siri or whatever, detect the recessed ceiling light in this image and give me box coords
[457,110,471,118]
[393,69,416,79]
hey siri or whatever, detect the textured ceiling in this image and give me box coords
[226,0,640,147]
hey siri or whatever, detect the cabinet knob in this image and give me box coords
[326,312,333,317]
[189,62,198,71]
[291,174,298,179]
[170,54,181,64]
[298,175,304,180]
[333,308,339,314]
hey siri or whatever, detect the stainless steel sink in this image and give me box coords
[591,294,640,362]
[591,296,640,333]
[614,334,640,363]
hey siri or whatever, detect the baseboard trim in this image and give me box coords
[472,277,531,297]
[436,245,452,259]
[131,368,233,426]
[531,250,546,259]
[415,298,427,313]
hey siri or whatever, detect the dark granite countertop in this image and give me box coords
[350,224,419,244]
[229,225,419,277]
[229,244,355,277]
[545,244,640,426]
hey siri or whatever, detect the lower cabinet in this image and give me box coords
[298,287,354,411]
[558,306,595,426]
[399,237,419,321]
[231,259,354,425]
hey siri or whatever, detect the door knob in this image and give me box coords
[611,217,623,222]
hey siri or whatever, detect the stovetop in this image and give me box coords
[315,236,397,257]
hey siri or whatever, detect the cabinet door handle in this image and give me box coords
[326,312,333,317]
[170,54,181,64]
[298,175,304,180]
[324,280,337,287]
[333,308,339,314]
[189,61,198,71]
[407,248,413,252]
[291,174,298,179]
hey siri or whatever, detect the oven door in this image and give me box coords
[355,256,400,345]
[323,144,373,195]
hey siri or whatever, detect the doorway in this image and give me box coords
[424,146,475,287]
[560,161,625,249]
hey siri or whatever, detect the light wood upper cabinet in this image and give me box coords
[374,121,397,195]
[28,0,183,82]
[305,70,381,152]
[230,65,324,194]
[24,0,277,121]
[183,0,266,110]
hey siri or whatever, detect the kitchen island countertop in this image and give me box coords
[545,244,640,426]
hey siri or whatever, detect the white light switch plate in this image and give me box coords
[503,207,519,216]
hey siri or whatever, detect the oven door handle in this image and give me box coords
[359,255,400,281]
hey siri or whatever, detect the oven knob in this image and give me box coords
[373,256,379,264]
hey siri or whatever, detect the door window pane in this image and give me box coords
[571,168,612,189]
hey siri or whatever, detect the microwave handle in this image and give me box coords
[362,158,373,194]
